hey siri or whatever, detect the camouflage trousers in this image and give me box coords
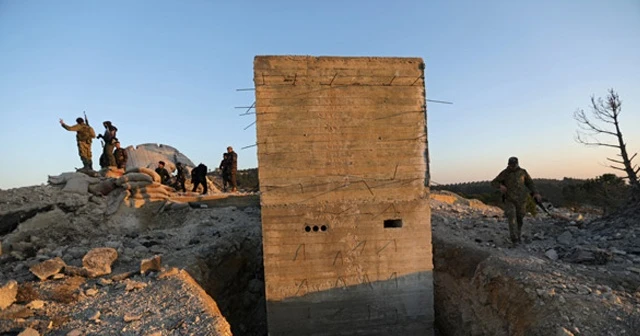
[504,199,526,243]
[103,143,116,167]
[77,141,93,170]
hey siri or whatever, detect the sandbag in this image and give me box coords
[62,177,91,194]
[129,189,170,199]
[119,181,154,190]
[48,172,87,185]
[116,173,154,186]
[89,179,117,196]
[104,170,123,179]
[125,167,161,183]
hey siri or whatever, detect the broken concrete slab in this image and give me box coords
[29,257,66,281]
[82,247,118,278]
[0,280,18,310]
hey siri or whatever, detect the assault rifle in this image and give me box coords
[83,111,89,126]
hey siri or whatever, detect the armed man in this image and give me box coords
[491,156,542,246]
[60,116,96,170]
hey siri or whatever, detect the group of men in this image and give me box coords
[153,160,216,195]
[59,117,127,171]
[61,115,238,194]
[62,115,542,244]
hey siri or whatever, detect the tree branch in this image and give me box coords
[609,165,627,172]
[575,133,620,148]
[606,157,624,164]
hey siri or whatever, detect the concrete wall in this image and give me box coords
[254,56,433,335]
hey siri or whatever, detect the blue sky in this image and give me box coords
[1,0,639,189]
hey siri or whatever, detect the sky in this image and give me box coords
[0,0,639,189]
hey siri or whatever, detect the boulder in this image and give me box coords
[29,257,66,281]
[82,248,118,277]
[140,255,162,274]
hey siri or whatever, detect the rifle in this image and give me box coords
[83,111,89,126]
[532,194,551,215]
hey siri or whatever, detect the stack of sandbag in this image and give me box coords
[117,168,175,207]
[88,179,118,196]
[99,166,125,179]
[48,172,100,194]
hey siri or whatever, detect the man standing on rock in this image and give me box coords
[227,146,238,192]
[113,141,128,170]
[60,117,96,170]
[97,121,118,168]
[491,156,542,245]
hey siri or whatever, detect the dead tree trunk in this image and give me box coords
[574,89,639,197]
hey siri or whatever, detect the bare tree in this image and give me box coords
[574,89,639,194]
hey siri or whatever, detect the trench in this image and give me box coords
[170,199,550,336]
[184,235,551,336]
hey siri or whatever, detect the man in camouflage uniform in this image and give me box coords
[226,146,238,192]
[155,161,171,186]
[113,141,128,170]
[175,162,187,192]
[60,117,96,170]
[491,157,541,245]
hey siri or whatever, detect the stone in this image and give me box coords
[545,249,558,261]
[576,285,591,295]
[557,231,573,245]
[85,288,99,296]
[140,255,162,274]
[124,313,142,322]
[627,267,640,274]
[89,310,101,321]
[17,328,39,336]
[556,327,575,336]
[29,257,66,281]
[158,267,179,279]
[124,279,148,291]
[67,329,83,336]
[52,273,65,280]
[63,265,90,277]
[0,280,18,310]
[82,247,118,277]
[11,251,26,261]
[26,300,45,310]
[111,271,135,282]
[558,295,566,304]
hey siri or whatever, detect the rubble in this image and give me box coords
[0,280,18,310]
[1,179,638,335]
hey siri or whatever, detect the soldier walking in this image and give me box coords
[226,146,238,192]
[491,157,542,246]
[60,117,96,170]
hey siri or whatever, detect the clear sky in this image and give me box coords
[1,0,638,189]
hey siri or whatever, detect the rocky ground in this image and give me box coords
[431,191,640,335]
[1,183,639,335]
[0,183,264,336]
